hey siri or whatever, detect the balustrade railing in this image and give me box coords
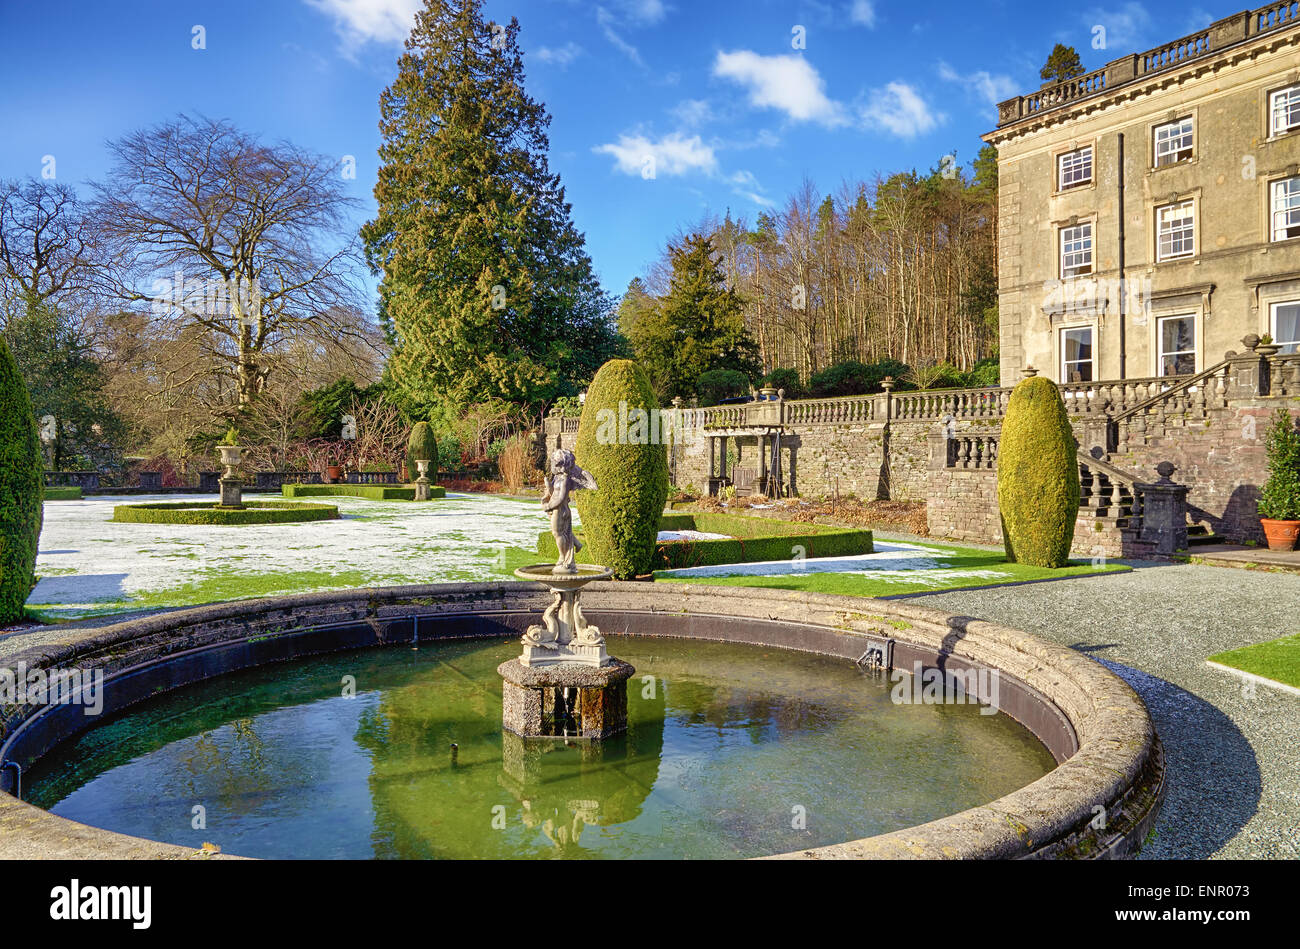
[651,354,1289,439]
[1077,452,1144,530]
[1270,354,1300,396]
[1140,30,1211,75]
[783,395,876,426]
[945,434,999,470]
[997,3,1294,128]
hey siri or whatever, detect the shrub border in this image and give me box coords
[281,484,444,501]
[42,487,83,501]
[539,511,874,570]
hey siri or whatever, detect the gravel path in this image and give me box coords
[897,557,1300,859]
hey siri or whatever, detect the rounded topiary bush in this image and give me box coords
[574,359,670,579]
[0,336,43,624]
[406,421,438,481]
[996,376,1080,567]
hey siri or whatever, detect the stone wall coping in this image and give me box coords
[0,581,1163,861]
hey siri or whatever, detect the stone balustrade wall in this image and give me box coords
[542,361,1300,548]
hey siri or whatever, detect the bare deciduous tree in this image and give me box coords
[92,114,373,405]
[0,179,98,324]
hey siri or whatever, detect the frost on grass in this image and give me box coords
[657,530,733,542]
[30,494,551,620]
[657,541,1014,585]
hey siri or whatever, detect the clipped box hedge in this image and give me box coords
[112,500,340,526]
[538,511,873,571]
[43,487,83,501]
[281,484,444,501]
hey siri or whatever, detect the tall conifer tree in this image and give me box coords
[362,0,618,410]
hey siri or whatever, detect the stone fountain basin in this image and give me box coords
[0,581,1164,860]
[513,564,613,588]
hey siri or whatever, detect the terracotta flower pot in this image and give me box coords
[326,465,344,483]
[1260,518,1300,552]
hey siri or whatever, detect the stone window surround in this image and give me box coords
[1055,317,1099,384]
[1144,285,1211,377]
[1248,271,1300,342]
[1261,164,1300,243]
[1264,76,1300,140]
[1053,138,1098,195]
[1150,110,1197,170]
[1053,211,1099,281]
[1152,189,1201,265]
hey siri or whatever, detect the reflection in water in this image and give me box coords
[27,637,1056,859]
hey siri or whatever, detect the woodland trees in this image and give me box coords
[625,150,999,393]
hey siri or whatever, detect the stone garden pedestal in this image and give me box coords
[498,657,635,740]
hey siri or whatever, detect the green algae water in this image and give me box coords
[27,637,1056,859]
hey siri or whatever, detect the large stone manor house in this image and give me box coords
[986,6,1300,385]
[545,5,1300,556]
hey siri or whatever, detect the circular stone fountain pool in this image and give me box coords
[0,582,1165,860]
[24,636,1055,860]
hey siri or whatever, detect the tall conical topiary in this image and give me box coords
[574,359,669,579]
[0,336,43,623]
[997,376,1080,567]
[406,421,438,481]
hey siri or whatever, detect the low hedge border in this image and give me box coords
[111,500,341,526]
[539,511,874,570]
[281,484,444,501]
[43,487,83,501]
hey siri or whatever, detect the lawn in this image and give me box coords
[654,541,1130,597]
[1208,633,1300,690]
[28,493,549,622]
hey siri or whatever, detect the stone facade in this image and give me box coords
[985,8,1300,387]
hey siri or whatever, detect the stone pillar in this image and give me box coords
[219,476,243,509]
[1226,352,1269,400]
[1136,462,1190,555]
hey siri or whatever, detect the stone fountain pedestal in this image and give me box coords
[505,563,634,740]
[498,657,635,740]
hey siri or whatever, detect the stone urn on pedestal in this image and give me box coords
[413,459,433,501]
[502,448,634,740]
[217,443,244,510]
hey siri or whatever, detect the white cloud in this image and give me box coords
[713,50,847,126]
[1081,3,1154,55]
[729,170,774,207]
[849,0,876,27]
[938,62,1018,107]
[597,6,644,66]
[593,132,718,177]
[670,98,713,127]
[303,0,420,47]
[621,0,668,24]
[536,42,583,67]
[859,82,943,138]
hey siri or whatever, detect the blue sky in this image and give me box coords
[0,0,1220,304]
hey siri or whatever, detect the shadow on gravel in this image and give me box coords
[1087,654,1262,859]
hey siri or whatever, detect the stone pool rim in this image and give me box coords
[0,582,1164,861]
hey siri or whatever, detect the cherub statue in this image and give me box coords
[542,449,597,574]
